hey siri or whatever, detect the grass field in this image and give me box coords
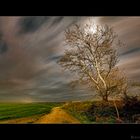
[62,101,94,123]
[0,102,62,121]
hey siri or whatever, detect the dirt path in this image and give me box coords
[34,107,80,124]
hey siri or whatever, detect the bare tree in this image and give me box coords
[58,21,127,102]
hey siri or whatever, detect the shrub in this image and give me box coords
[120,95,140,121]
[85,102,117,119]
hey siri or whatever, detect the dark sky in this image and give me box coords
[0,16,140,102]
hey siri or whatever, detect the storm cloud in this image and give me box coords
[98,17,140,81]
[0,16,139,102]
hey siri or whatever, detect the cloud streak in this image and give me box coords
[0,16,139,102]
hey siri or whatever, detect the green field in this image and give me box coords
[0,102,62,121]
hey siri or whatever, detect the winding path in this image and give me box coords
[34,107,80,124]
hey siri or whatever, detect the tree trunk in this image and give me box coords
[102,95,108,102]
